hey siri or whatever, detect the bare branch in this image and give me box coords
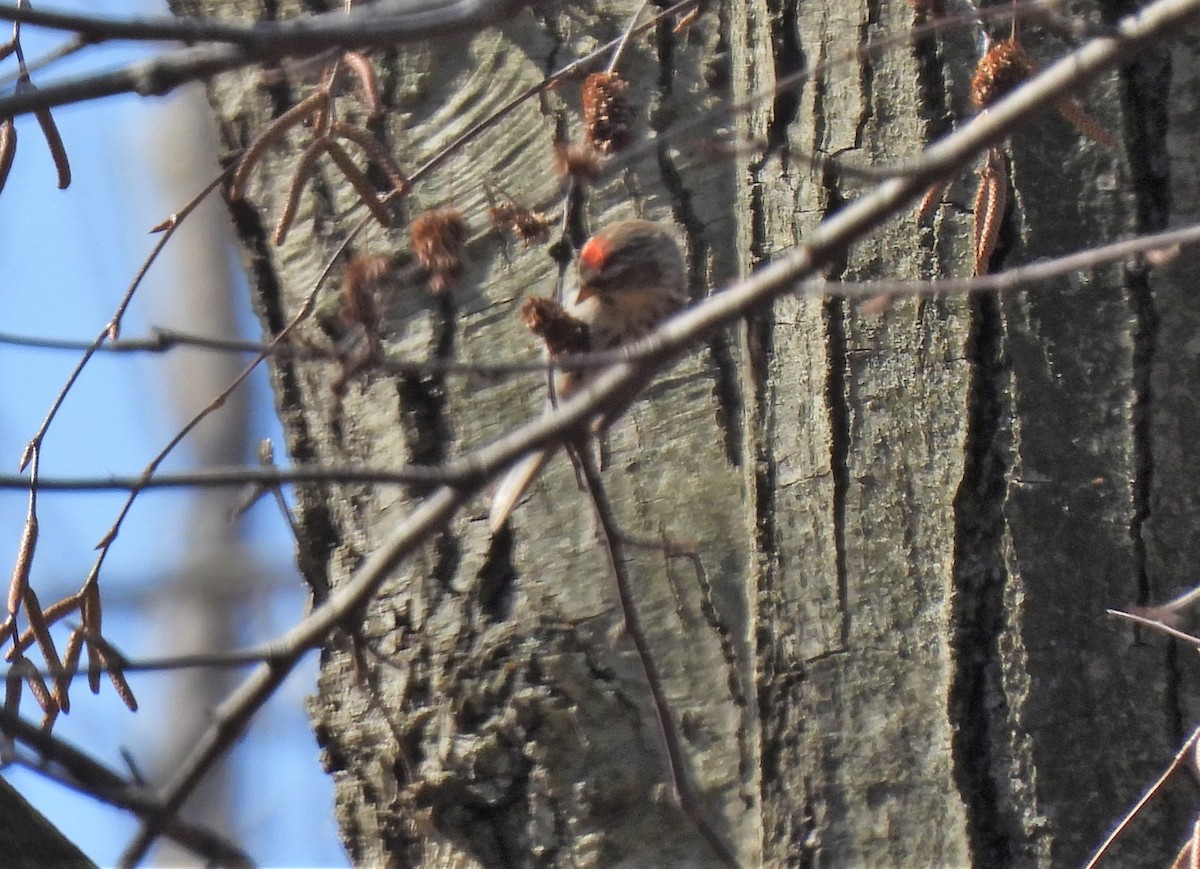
[0,0,539,119]
[0,464,471,491]
[2,640,293,682]
[0,43,255,118]
[0,0,537,51]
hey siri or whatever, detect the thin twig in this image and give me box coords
[0,326,625,375]
[1083,723,1200,869]
[0,640,292,683]
[4,211,1193,364]
[0,33,88,87]
[0,463,476,492]
[606,0,650,74]
[21,168,228,469]
[1106,608,1200,651]
[621,532,748,709]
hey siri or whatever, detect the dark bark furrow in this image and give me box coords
[909,2,953,144]
[652,138,743,466]
[1116,40,1176,742]
[743,128,793,856]
[949,292,1013,869]
[765,0,803,155]
[823,296,851,650]
[854,0,879,151]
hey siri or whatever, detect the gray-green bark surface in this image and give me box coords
[175,0,1196,865]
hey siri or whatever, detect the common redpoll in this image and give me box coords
[489,219,688,532]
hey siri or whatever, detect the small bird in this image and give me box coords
[489,219,689,532]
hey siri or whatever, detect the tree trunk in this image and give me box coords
[0,777,94,868]
[176,0,1196,865]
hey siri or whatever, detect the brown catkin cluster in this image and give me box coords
[582,72,634,154]
[520,296,590,357]
[971,38,1036,110]
[489,203,553,245]
[409,207,468,294]
[340,254,390,324]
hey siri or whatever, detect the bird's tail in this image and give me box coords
[488,448,556,533]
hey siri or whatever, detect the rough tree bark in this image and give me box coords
[174,0,1198,865]
[0,777,94,868]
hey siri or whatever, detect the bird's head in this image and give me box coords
[575,219,686,303]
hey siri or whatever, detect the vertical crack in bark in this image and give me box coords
[477,525,517,621]
[823,292,851,650]
[744,5,814,852]
[745,150,799,858]
[819,165,851,650]
[1117,44,1174,733]
[397,292,456,472]
[765,0,803,155]
[653,21,743,467]
[948,293,1013,868]
[654,7,675,93]
[430,532,462,592]
[746,178,777,652]
[537,4,564,75]
[536,7,586,256]
[909,0,953,144]
[812,3,877,652]
[746,0,806,733]
[706,331,745,466]
[1125,223,1161,607]
[395,288,466,615]
[855,0,879,150]
[810,41,828,159]
[225,194,339,601]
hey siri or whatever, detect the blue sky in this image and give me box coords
[1,1,345,865]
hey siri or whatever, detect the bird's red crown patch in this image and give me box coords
[580,235,612,272]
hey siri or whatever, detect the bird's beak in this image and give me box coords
[575,284,598,302]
